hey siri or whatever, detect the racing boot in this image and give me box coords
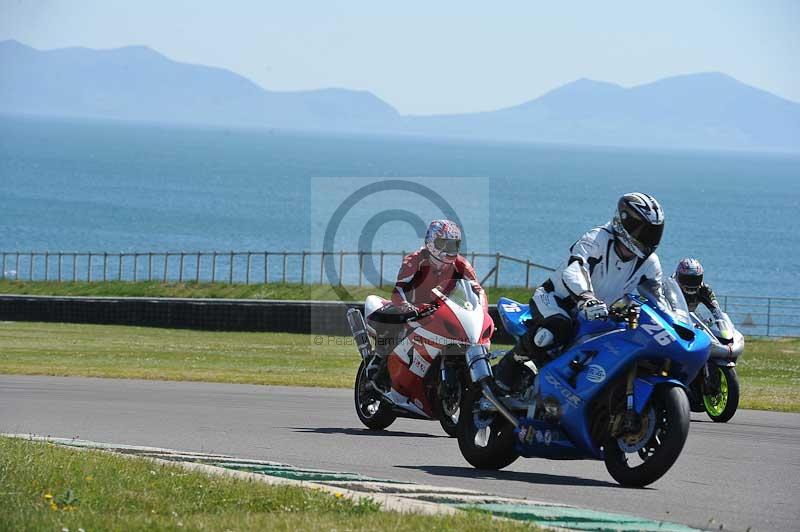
[494,327,555,394]
[366,329,397,391]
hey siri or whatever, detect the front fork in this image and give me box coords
[702,362,721,395]
[618,363,641,434]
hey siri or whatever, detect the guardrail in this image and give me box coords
[0,250,555,289]
[1,250,798,337]
[717,294,800,338]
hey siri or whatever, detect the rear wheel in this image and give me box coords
[354,360,396,430]
[703,366,739,423]
[457,385,519,470]
[604,386,690,487]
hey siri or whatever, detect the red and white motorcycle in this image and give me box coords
[347,279,495,437]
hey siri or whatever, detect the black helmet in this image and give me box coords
[611,192,665,258]
[675,258,704,294]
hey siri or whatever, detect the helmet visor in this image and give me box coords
[434,238,460,255]
[622,216,664,253]
[677,272,702,293]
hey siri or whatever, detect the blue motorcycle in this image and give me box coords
[457,278,711,487]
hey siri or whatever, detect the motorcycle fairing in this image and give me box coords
[632,376,687,414]
[528,300,711,458]
[515,418,587,459]
[497,297,531,339]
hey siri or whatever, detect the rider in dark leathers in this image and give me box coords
[674,258,724,320]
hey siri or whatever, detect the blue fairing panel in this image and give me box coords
[497,297,531,339]
[633,376,687,414]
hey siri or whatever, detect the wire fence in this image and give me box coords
[0,250,555,289]
[1,249,798,337]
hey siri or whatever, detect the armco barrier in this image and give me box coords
[0,294,516,344]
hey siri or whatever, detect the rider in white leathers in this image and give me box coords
[495,192,666,391]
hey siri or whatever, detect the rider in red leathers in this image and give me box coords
[366,220,480,383]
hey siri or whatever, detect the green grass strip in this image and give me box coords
[0,436,534,531]
[0,279,536,303]
[1,321,798,411]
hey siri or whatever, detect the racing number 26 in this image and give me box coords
[640,323,675,346]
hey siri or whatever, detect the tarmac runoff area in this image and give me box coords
[2,375,798,531]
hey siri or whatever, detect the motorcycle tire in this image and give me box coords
[354,360,396,430]
[457,385,519,470]
[703,366,740,423]
[437,384,462,438]
[604,386,690,488]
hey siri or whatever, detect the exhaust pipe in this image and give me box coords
[481,382,519,428]
[346,308,373,360]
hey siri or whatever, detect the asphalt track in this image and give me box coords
[2,375,798,531]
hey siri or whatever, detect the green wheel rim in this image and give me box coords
[703,367,729,417]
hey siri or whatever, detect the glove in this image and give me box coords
[578,296,608,321]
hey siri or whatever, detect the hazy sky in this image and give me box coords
[2,1,798,114]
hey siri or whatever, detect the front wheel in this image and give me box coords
[438,380,463,438]
[457,385,519,470]
[703,366,740,423]
[604,386,690,487]
[354,360,396,430]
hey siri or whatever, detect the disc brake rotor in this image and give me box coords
[617,406,656,453]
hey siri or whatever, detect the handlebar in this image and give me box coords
[608,302,640,329]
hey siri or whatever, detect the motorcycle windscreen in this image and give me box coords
[639,277,692,327]
[434,279,483,311]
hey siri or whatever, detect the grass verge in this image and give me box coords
[0,279,535,304]
[0,436,531,531]
[0,321,798,412]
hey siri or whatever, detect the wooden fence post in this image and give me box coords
[767,298,772,336]
[525,260,531,289]
[379,251,384,288]
[246,252,252,285]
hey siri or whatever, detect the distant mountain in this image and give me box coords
[2,40,799,151]
[0,40,398,130]
[401,74,800,151]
